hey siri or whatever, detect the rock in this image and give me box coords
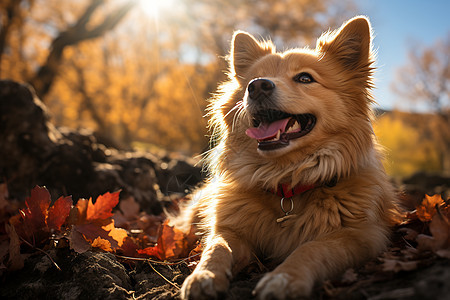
[0,80,203,214]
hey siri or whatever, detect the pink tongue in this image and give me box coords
[246,118,291,140]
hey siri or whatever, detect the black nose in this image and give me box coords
[247,78,275,100]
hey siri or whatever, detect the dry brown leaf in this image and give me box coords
[5,224,24,271]
[417,206,450,253]
[0,183,9,210]
[341,268,358,283]
[68,226,91,253]
[119,196,140,220]
[381,258,418,272]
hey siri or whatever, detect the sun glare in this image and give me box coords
[138,0,176,19]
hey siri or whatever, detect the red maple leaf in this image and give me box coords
[13,186,73,243]
[47,196,72,231]
[23,186,51,229]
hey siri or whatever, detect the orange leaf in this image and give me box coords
[102,221,128,247]
[91,237,113,252]
[416,194,444,222]
[75,220,127,251]
[46,196,72,230]
[86,191,120,221]
[137,220,198,260]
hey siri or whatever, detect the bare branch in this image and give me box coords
[29,0,137,100]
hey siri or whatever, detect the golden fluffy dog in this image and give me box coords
[178,16,400,299]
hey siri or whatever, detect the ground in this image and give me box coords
[1,80,449,299]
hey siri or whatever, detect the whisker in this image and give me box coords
[224,100,243,119]
[231,101,247,132]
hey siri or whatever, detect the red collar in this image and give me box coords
[271,183,315,198]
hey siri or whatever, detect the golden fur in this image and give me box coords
[177,16,400,300]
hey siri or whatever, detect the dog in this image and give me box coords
[177,16,400,299]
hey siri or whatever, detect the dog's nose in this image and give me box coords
[247,78,275,100]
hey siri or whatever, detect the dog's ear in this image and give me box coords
[231,31,274,78]
[316,16,373,69]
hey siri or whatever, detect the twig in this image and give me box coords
[148,261,180,290]
[114,253,201,266]
[19,236,61,271]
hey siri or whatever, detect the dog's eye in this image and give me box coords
[293,72,314,84]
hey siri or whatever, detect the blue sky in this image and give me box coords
[356,0,450,110]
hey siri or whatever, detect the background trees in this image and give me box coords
[390,34,450,174]
[0,0,356,153]
[0,0,448,176]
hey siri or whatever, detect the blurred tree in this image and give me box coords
[1,0,358,153]
[0,0,35,79]
[0,0,135,99]
[393,35,449,114]
[374,111,441,178]
[392,34,450,172]
[180,0,356,63]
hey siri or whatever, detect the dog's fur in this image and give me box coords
[178,16,400,299]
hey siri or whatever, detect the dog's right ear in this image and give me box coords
[231,31,274,79]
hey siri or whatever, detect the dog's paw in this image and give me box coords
[253,272,311,300]
[180,269,230,300]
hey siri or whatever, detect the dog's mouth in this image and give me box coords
[245,110,316,151]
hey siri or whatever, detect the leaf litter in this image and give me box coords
[0,185,449,299]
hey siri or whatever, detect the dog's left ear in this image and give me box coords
[231,31,275,79]
[316,16,372,69]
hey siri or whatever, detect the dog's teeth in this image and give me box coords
[276,130,281,140]
[286,121,301,133]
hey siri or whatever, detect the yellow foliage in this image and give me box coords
[374,113,441,178]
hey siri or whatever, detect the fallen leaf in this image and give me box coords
[341,268,358,283]
[5,224,24,270]
[398,227,418,241]
[416,194,444,222]
[68,226,91,253]
[381,258,418,272]
[102,221,128,247]
[74,199,89,224]
[24,186,51,229]
[417,206,450,252]
[86,191,120,221]
[436,249,450,259]
[113,197,141,229]
[119,236,139,257]
[0,183,9,210]
[75,219,126,252]
[91,237,112,252]
[119,196,140,220]
[46,196,72,231]
[137,220,198,260]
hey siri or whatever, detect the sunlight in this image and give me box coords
[138,0,176,19]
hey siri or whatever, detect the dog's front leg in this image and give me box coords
[180,232,251,300]
[253,227,386,299]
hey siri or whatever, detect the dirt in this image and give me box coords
[1,246,449,299]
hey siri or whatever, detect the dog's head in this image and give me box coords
[209,17,377,188]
